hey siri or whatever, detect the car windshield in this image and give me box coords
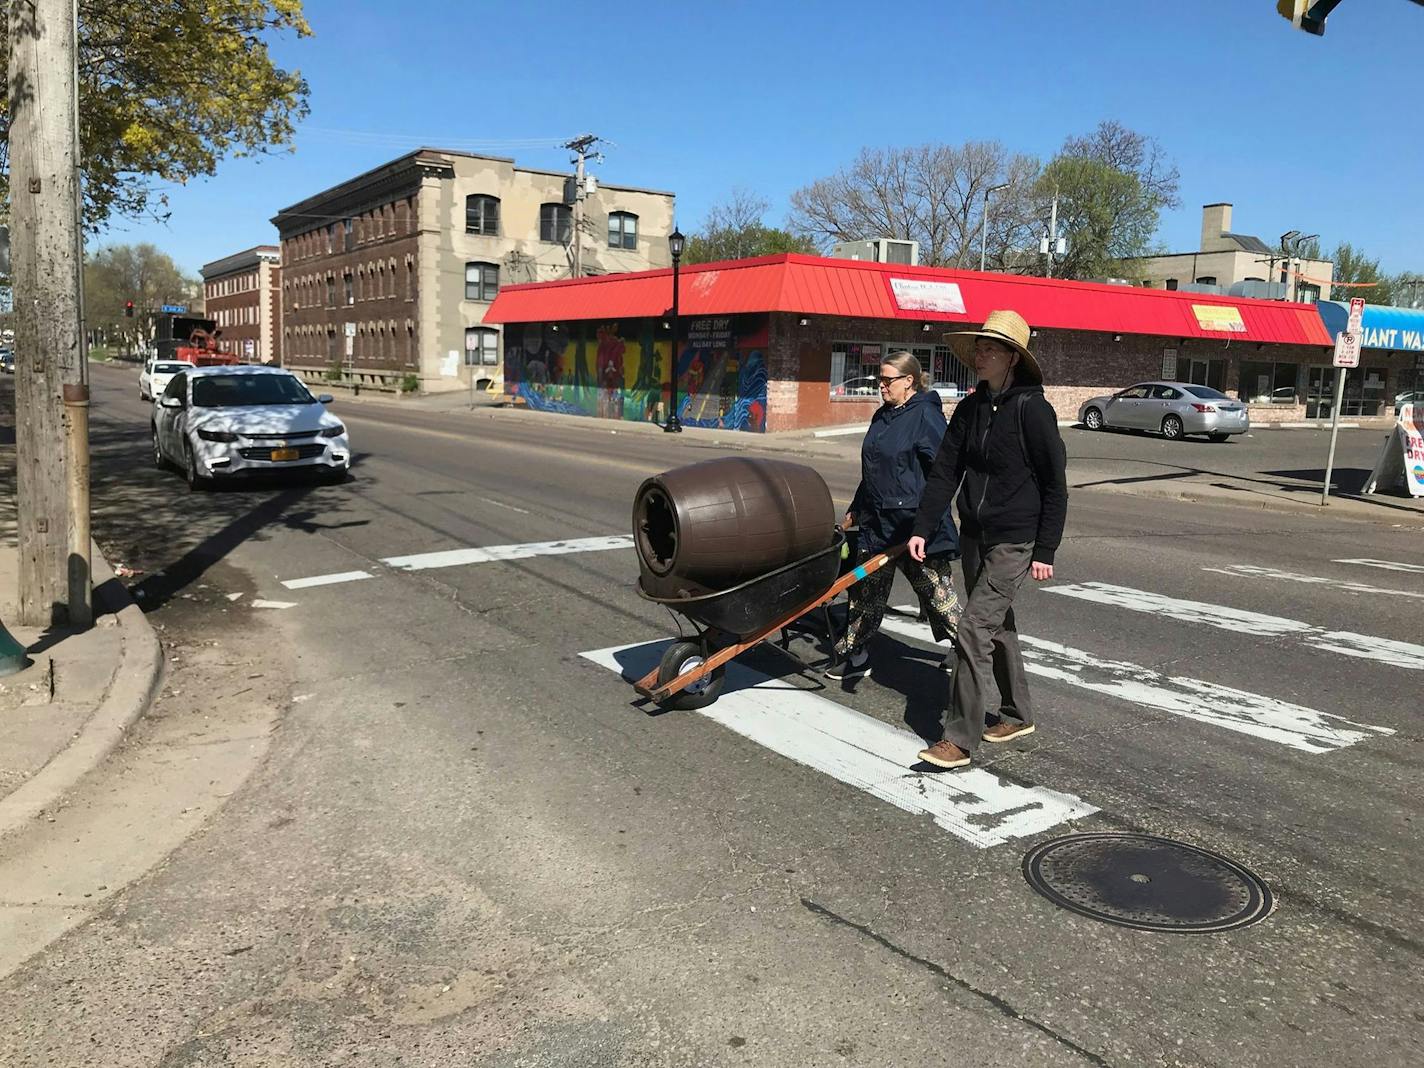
[191,373,314,408]
[1185,385,1228,400]
[154,362,191,374]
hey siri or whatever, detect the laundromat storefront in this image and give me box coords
[482,254,1335,433]
[1317,301,1424,419]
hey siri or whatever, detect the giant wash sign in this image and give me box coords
[1363,403,1424,498]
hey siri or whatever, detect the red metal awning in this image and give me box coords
[483,254,1333,346]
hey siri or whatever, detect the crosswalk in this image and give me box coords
[580,552,1415,852]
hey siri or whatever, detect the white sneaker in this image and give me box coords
[825,649,871,680]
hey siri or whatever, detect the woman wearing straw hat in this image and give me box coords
[907,310,1068,769]
[825,351,961,681]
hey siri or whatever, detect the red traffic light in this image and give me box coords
[124,300,134,317]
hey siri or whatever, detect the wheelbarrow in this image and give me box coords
[631,530,906,710]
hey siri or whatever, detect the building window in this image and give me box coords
[344,273,354,305]
[1296,284,1320,303]
[464,261,498,302]
[343,218,354,251]
[1165,279,1178,291]
[465,327,499,366]
[828,341,885,397]
[608,211,638,250]
[540,203,572,243]
[1196,276,1217,286]
[1238,361,1299,404]
[326,276,336,306]
[465,195,500,236]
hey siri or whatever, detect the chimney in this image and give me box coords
[1200,203,1232,250]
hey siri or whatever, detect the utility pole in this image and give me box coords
[563,134,602,279]
[8,0,91,627]
[1041,191,1065,278]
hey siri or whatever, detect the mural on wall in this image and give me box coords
[503,315,768,432]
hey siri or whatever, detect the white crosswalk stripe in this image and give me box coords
[1045,582,1424,671]
[581,642,1098,849]
[881,610,1393,754]
[1203,563,1424,601]
[1334,558,1424,575]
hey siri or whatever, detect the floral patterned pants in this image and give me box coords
[835,549,960,656]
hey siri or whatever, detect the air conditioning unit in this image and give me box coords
[1229,280,1287,300]
[830,238,920,266]
[1178,282,1227,296]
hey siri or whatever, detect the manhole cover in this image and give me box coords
[1023,832,1273,933]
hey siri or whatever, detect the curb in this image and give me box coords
[0,541,164,842]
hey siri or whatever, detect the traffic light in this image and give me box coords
[1276,0,1340,35]
[124,300,134,317]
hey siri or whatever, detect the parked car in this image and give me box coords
[1078,381,1249,442]
[833,375,880,397]
[930,381,966,402]
[0,349,13,374]
[152,365,350,489]
[139,358,195,401]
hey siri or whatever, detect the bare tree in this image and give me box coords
[684,188,817,264]
[789,142,1041,269]
[1061,120,1181,212]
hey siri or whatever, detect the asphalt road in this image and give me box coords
[1,362,1421,1067]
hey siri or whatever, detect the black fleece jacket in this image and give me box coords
[911,381,1068,565]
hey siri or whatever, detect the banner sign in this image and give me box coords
[1191,305,1247,333]
[1363,403,1424,498]
[890,278,966,314]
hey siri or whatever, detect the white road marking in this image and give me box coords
[382,534,634,572]
[250,599,297,610]
[1334,558,1424,575]
[226,593,244,602]
[1046,582,1424,671]
[882,609,1392,754]
[282,570,375,590]
[478,496,531,515]
[1203,564,1424,601]
[582,641,1097,849]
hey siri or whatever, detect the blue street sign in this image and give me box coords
[160,304,187,314]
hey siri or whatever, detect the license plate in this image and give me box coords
[270,448,299,461]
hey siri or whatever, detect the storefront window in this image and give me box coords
[1343,366,1387,417]
[829,341,884,397]
[1394,357,1424,412]
[1238,360,1299,404]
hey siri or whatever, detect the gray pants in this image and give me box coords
[941,537,1034,753]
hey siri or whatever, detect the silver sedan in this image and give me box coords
[1078,381,1250,442]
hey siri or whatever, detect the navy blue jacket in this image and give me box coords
[850,389,959,556]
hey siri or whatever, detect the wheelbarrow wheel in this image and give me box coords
[656,639,726,711]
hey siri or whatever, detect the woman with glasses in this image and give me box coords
[827,352,960,680]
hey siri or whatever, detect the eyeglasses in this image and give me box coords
[877,374,910,386]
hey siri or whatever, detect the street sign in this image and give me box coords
[160,304,187,314]
[343,322,356,338]
[1347,297,1365,336]
[1333,331,1360,368]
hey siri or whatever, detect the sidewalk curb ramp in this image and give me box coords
[0,541,164,842]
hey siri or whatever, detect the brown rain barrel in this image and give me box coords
[633,457,836,597]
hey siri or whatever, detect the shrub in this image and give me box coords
[400,373,420,393]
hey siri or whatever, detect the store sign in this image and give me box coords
[1360,326,1424,351]
[889,278,966,314]
[1191,305,1247,333]
[1161,347,1178,380]
[1363,403,1424,498]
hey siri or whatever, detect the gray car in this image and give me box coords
[1078,381,1249,442]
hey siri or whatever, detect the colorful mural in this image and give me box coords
[503,315,768,432]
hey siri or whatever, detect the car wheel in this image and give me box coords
[1161,414,1184,441]
[1208,432,1230,443]
[1084,407,1104,430]
[654,639,726,711]
[151,426,166,470]
[184,445,209,492]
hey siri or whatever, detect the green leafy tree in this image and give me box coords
[685,188,819,264]
[84,243,195,352]
[1327,242,1399,304]
[1,0,312,226]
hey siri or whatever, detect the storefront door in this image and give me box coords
[1306,365,1337,420]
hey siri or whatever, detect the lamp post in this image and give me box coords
[978,182,1008,273]
[664,228,685,433]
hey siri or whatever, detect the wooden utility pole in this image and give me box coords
[563,134,601,279]
[7,0,91,626]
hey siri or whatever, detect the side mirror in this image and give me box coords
[160,396,183,409]
[318,393,334,404]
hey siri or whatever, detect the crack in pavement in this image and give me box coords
[800,897,1115,1068]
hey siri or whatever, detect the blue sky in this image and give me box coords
[102,0,1423,278]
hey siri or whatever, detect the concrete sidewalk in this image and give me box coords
[0,540,164,841]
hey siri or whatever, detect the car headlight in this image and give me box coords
[319,424,345,438]
[196,428,239,443]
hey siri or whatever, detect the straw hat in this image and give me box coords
[944,310,1042,385]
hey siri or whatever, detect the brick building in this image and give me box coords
[271,148,676,394]
[200,246,282,364]
[480,253,1394,433]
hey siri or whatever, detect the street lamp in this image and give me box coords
[664,228,685,433]
[979,182,1008,273]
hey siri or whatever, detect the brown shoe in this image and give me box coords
[983,722,1035,744]
[918,740,970,769]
